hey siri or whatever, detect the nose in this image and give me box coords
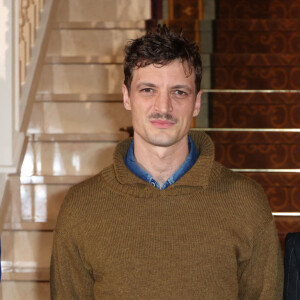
[153,91,173,113]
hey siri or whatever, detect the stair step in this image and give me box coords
[217,0,300,19]
[275,216,300,249]
[214,18,300,31]
[53,20,147,29]
[212,103,300,128]
[1,268,50,281]
[207,130,300,144]
[45,55,211,65]
[27,132,129,142]
[210,91,300,104]
[7,175,72,229]
[47,28,145,57]
[55,0,151,22]
[45,56,124,64]
[213,54,300,66]
[206,130,300,168]
[28,102,131,134]
[37,64,123,94]
[37,64,212,93]
[212,143,300,170]
[2,281,50,300]
[20,140,119,176]
[35,92,123,102]
[210,91,300,128]
[213,66,300,89]
[9,175,89,227]
[17,175,90,185]
[215,31,300,53]
[240,171,300,213]
[1,230,53,275]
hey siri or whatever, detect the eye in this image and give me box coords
[140,88,154,93]
[173,90,188,96]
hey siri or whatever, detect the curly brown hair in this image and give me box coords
[123,25,202,94]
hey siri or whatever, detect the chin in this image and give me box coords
[146,133,180,148]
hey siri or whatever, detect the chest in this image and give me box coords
[81,198,250,295]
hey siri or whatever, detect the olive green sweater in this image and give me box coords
[50,131,284,299]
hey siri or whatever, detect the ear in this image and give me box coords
[193,90,202,117]
[122,84,132,111]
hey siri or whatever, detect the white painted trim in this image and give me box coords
[18,0,55,129]
[0,174,7,207]
[0,174,11,237]
[0,130,25,174]
[14,0,20,131]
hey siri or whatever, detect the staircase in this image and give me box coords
[1,0,151,298]
[210,0,300,248]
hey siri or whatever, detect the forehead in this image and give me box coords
[131,60,195,85]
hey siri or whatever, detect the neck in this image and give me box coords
[133,135,189,187]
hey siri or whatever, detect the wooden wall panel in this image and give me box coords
[217,0,300,19]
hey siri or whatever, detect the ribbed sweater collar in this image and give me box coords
[102,131,220,197]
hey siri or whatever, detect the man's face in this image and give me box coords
[122,60,201,148]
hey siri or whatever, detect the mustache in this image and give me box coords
[148,113,177,122]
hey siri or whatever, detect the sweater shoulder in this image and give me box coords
[213,162,273,224]
[54,165,114,232]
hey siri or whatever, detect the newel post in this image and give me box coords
[0,0,24,173]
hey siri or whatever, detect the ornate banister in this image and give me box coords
[19,0,45,87]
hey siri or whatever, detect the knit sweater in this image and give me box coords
[50,131,284,299]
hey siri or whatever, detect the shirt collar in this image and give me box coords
[124,136,199,190]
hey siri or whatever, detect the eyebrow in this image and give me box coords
[172,85,193,93]
[136,82,157,89]
[136,82,193,93]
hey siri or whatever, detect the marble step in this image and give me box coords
[1,230,53,279]
[46,55,212,65]
[6,175,75,231]
[55,0,151,22]
[37,64,212,94]
[20,139,119,177]
[28,102,132,134]
[1,282,50,300]
[37,64,123,94]
[45,55,124,64]
[47,28,145,57]
[6,175,90,231]
[53,20,147,29]
[35,92,123,102]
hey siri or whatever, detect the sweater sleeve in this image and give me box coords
[50,191,94,299]
[238,219,284,299]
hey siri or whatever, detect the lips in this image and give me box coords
[150,119,176,129]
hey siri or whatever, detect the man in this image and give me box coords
[51,25,284,299]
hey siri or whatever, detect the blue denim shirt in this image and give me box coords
[124,136,199,190]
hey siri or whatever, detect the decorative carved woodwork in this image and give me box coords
[19,0,44,85]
